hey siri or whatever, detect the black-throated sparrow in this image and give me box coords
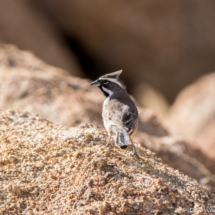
[90,70,139,157]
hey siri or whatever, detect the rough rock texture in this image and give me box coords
[0,110,215,214]
[0,43,168,137]
[0,43,103,127]
[166,72,215,159]
[1,43,215,194]
[0,0,82,75]
[34,0,215,102]
[134,133,215,193]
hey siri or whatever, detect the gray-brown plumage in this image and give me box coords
[90,70,139,157]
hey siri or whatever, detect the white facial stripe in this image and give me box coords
[102,86,113,96]
[100,78,125,89]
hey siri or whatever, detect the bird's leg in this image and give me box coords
[105,133,112,149]
[129,137,141,158]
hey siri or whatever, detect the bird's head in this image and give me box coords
[90,70,126,97]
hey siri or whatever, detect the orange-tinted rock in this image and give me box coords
[0,44,168,138]
[1,43,215,194]
[166,72,215,159]
[134,132,215,193]
[0,109,214,214]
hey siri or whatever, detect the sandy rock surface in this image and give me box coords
[135,133,215,193]
[166,72,215,159]
[0,43,103,127]
[0,109,215,214]
[1,43,215,194]
[0,43,168,137]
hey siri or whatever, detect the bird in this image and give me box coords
[90,70,140,157]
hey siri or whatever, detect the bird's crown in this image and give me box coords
[90,70,126,97]
[101,70,122,79]
[98,70,126,89]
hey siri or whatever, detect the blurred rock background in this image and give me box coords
[1,0,215,191]
[1,0,215,107]
[166,73,215,158]
[1,43,215,193]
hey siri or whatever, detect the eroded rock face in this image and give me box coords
[0,43,103,127]
[166,72,215,159]
[1,44,215,194]
[0,110,214,214]
[0,43,168,137]
[34,0,215,102]
[134,133,215,193]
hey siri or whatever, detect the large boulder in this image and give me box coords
[0,43,168,136]
[34,0,215,102]
[166,72,215,159]
[0,43,103,127]
[1,44,215,193]
[135,133,215,193]
[0,109,214,214]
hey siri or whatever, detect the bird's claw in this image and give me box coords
[102,145,110,150]
[130,152,135,157]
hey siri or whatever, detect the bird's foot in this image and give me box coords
[130,152,135,157]
[102,145,110,150]
[130,150,141,159]
[102,143,110,150]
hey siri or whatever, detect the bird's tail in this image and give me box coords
[115,129,129,149]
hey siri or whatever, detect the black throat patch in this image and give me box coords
[99,86,109,97]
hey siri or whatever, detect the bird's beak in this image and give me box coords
[90,80,100,86]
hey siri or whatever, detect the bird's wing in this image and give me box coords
[103,99,138,148]
[108,103,138,133]
[121,107,138,133]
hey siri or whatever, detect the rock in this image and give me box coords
[1,43,215,193]
[34,0,215,102]
[138,108,168,137]
[166,72,215,159]
[0,0,82,75]
[0,43,168,137]
[0,43,103,127]
[134,133,215,193]
[0,109,214,214]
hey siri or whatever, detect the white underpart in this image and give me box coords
[100,78,125,89]
[103,97,109,108]
[102,86,114,97]
[103,96,116,134]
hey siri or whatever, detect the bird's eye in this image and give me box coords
[103,80,109,85]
